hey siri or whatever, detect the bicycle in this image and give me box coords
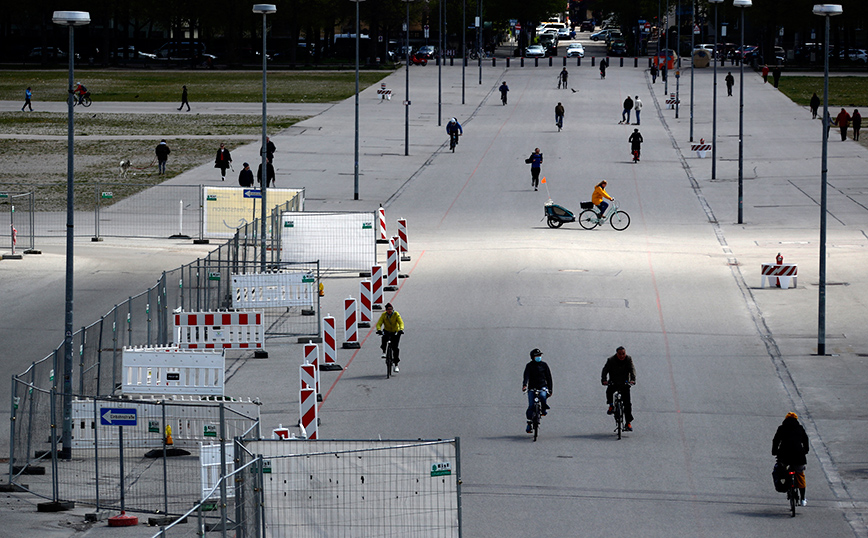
[783,465,799,517]
[578,199,631,231]
[526,388,545,441]
[378,331,397,379]
[609,384,627,440]
[449,132,461,152]
[74,91,92,107]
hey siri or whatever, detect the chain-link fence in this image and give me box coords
[0,191,36,253]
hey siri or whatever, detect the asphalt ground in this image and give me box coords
[1,34,867,537]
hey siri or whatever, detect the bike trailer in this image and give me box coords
[772,463,789,493]
[544,201,575,221]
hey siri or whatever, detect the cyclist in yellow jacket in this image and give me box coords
[376,303,405,371]
[591,180,614,219]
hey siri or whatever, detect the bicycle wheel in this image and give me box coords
[578,210,599,230]
[385,343,393,379]
[532,403,540,442]
[788,488,797,517]
[546,216,563,229]
[81,96,92,107]
[614,401,623,440]
[609,210,630,231]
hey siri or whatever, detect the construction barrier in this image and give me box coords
[761,263,798,289]
[302,343,321,398]
[280,211,377,273]
[342,297,360,349]
[200,442,236,500]
[203,186,304,239]
[397,218,410,261]
[359,280,373,328]
[384,249,399,291]
[371,264,384,309]
[691,138,711,158]
[70,397,261,450]
[666,92,680,109]
[299,388,318,439]
[231,271,316,310]
[377,206,388,243]
[321,315,342,370]
[122,346,225,396]
[173,311,265,350]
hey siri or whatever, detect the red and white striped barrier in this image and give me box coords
[377,206,388,243]
[691,138,711,158]
[761,263,798,289]
[321,315,342,371]
[342,296,360,349]
[359,281,372,328]
[397,218,410,261]
[303,343,321,399]
[299,387,318,439]
[384,249,400,291]
[173,311,265,351]
[377,88,392,100]
[300,360,317,392]
[665,93,680,109]
[371,265,384,310]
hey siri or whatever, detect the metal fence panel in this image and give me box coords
[279,211,376,273]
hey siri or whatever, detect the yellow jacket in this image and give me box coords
[376,311,404,332]
[592,185,613,205]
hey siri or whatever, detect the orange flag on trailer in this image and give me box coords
[541,177,546,184]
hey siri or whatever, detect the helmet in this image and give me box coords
[449,117,457,124]
[530,348,543,358]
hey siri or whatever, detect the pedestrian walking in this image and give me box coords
[177,85,190,111]
[633,96,642,125]
[238,163,254,187]
[21,87,33,111]
[762,64,769,83]
[725,72,735,97]
[261,137,276,163]
[852,109,861,141]
[629,129,643,162]
[525,148,543,191]
[836,108,851,141]
[772,65,781,88]
[214,143,232,181]
[555,102,564,131]
[661,64,668,83]
[155,139,171,175]
[825,110,834,137]
[620,95,633,124]
[809,92,820,119]
[558,68,569,89]
[650,64,658,84]
[599,58,607,79]
[257,158,276,187]
[499,81,509,105]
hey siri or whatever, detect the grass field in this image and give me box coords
[776,76,868,108]
[0,70,391,103]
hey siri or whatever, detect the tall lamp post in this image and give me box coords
[253,4,276,271]
[403,0,413,156]
[814,3,842,356]
[734,0,751,224]
[710,0,722,179]
[351,0,364,199]
[52,10,90,462]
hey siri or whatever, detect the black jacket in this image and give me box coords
[238,168,254,187]
[601,354,636,385]
[522,360,552,392]
[772,417,809,466]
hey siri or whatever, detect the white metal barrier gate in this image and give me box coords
[231,271,317,309]
[279,211,376,273]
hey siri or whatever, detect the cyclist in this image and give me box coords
[446,117,463,138]
[375,303,404,372]
[629,129,643,162]
[591,180,614,219]
[522,348,552,434]
[555,102,565,131]
[772,412,810,506]
[601,346,636,431]
[73,81,88,105]
[499,81,509,105]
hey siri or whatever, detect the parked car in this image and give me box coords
[605,31,623,44]
[111,46,156,60]
[566,43,585,58]
[525,44,546,58]
[590,30,610,41]
[153,41,216,62]
[416,45,436,59]
[608,40,628,56]
[580,20,595,32]
[28,47,76,60]
[839,48,867,63]
[557,28,571,40]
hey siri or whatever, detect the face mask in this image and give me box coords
[534,356,542,362]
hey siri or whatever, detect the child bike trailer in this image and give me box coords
[544,200,577,228]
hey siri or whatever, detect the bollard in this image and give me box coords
[620,57,624,67]
[535,58,539,67]
[397,218,410,261]
[300,360,316,392]
[592,56,595,66]
[563,56,567,67]
[342,297,360,348]
[520,57,524,67]
[384,249,399,291]
[299,387,318,439]
[370,265,384,309]
[377,205,388,243]
[577,57,581,67]
[549,57,553,67]
[492,57,496,67]
[506,57,510,67]
[303,344,321,400]
[321,315,342,371]
[649,58,652,68]
[359,281,372,328]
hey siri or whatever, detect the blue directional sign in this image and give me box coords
[243,189,262,199]
[100,408,137,426]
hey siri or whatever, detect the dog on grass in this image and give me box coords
[119,159,132,178]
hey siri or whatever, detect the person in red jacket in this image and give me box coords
[836,108,851,141]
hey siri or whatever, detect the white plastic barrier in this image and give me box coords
[761,263,798,289]
[174,311,264,350]
[201,442,236,500]
[231,271,316,309]
[122,346,224,396]
[70,397,260,450]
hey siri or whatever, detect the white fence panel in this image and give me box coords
[200,442,236,500]
[280,212,376,272]
[122,346,225,396]
[232,271,316,309]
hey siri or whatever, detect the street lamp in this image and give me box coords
[351,0,364,199]
[709,0,722,179]
[253,4,275,271]
[813,3,843,356]
[734,0,751,224]
[403,0,414,156]
[52,9,90,463]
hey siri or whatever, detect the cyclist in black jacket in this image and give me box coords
[601,346,636,431]
[772,412,810,506]
[522,349,553,434]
